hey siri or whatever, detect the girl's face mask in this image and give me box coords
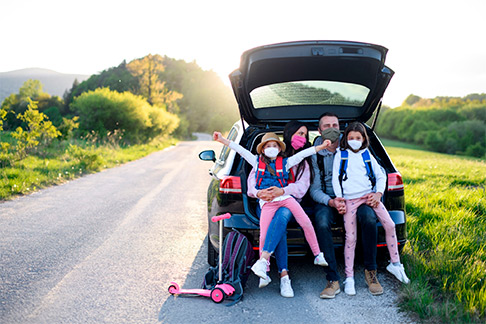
[264,147,279,158]
[291,135,306,150]
[348,139,363,151]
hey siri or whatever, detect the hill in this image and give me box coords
[0,68,89,104]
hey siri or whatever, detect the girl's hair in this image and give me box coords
[282,120,314,181]
[340,122,369,151]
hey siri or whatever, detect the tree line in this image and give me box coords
[0,54,239,165]
[376,94,486,158]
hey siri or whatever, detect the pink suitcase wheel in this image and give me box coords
[210,288,225,303]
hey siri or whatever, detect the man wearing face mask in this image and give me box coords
[310,113,383,299]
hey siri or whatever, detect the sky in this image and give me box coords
[1,0,485,107]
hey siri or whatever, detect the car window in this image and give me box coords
[250,81,369,109]
[218,126,238,162]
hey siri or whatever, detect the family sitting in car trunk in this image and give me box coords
[214,112,409,298]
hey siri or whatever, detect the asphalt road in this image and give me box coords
[0,138,414,324]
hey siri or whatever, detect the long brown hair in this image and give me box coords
[340,122,369,151]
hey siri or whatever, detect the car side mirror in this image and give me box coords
[199,150,216,162]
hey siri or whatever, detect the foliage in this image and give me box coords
[384,143,486,323]
[160,56,239,136]
[0,135,177,200]
[376,94,486,158]
[65,61,139,108]
[1,80,65,130]
[1,99,60,164]
[71,87,179,143]
[126,54,183,109]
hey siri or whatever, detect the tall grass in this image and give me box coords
[385,145,486,323]
[0,135,177,200]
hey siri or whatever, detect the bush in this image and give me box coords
[71,88,179,143]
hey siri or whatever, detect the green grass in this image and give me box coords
[384,145,486,323]
[0,136,178,200]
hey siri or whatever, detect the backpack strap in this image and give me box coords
[316,153,326,192]
[275,156,287,187]
[338,150,349,193]
[361,150,376,188]
[221,231,237,277]
[255,156,288,188]
[288,168,295,184]
[256,156,266,187]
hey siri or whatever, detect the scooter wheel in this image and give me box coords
[168,285,178,295]
[210,288,225,303]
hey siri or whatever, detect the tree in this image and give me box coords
[10,98,60,160]
[127,54,182,107]
[403,94,421,106]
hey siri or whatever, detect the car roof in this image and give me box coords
[229,40,394,126]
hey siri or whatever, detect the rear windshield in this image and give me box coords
[250,81,369,109]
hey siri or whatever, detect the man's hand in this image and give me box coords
[329,197,346,214]
[365,192,382,208]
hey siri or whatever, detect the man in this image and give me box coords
[310,112,383,298]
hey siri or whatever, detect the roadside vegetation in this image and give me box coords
[0,54,238,201]
[377,94,486,159]
[383,141,486,323]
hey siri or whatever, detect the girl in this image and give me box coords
[213,130,331,283]
[247,121,315,297]
[331,122,409,296]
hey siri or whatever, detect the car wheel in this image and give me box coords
[207,234,218,266]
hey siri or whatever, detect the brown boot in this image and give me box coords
[365,269,384,295]
[319,280,340,299]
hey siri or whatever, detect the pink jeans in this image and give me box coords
[260,197,320,257]
[344,196,400,277]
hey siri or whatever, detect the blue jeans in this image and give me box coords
[314,203,378,282]
[256,204,294,273]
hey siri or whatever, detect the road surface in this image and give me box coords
[0,138,414,323]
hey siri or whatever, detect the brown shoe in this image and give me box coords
[365,269,384,295]
[319,280,341,299]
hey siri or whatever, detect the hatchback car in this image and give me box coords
[200,40,406,266]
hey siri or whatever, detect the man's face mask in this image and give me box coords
[321,127,340,143]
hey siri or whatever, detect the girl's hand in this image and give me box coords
[213,131,229,145]
[365,192,382,208]
[316,139,332,152]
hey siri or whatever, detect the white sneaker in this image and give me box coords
[280,275,294,298]
[251,258,269,279]
[343,277,356,296]
[314,252,328,266]
[259,274,272,288]
[386,262,410,284]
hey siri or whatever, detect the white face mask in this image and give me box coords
[348,139,363,151]
[264,147,279,159]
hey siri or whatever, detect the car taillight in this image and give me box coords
[387,172,404,191]
[219,176,242,194]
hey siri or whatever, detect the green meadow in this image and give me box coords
[0,135,177,200]
[383,140,486,323]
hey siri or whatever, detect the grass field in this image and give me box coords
[383,142,486,323]
[0,136,178,200]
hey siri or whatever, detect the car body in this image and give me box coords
[200,41,406,266]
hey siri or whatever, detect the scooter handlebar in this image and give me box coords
[211,213,231,223]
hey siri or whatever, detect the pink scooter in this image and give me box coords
[168,213,235,303]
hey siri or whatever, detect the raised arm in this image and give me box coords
[213,131,257,168]
[285,139,331,171]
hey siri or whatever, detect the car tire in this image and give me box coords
[208,235,218,267]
